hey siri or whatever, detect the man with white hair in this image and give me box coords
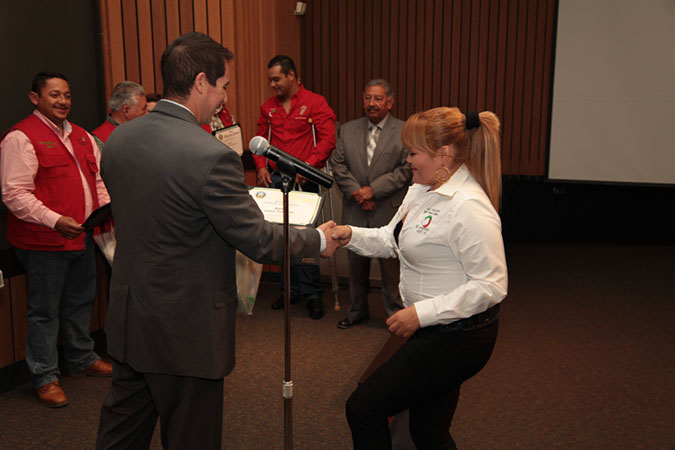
[91,81,147,149]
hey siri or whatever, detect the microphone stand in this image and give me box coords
[275,155,297,450]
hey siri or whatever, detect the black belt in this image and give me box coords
[432,303,501,334]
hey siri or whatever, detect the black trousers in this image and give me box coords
[96,359,224,450]
[346,319,499,449]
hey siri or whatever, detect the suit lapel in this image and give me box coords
[368,115,395,170]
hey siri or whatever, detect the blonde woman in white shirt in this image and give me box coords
[332,107,507,449]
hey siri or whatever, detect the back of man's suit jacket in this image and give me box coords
[101,101,319,379]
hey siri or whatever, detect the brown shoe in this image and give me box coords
[84,359,112,377]
[36,381,69,408]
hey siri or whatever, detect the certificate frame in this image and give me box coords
[248,187,325,226]
[213,123,244,155]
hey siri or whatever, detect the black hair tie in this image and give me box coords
[465,111,480,130]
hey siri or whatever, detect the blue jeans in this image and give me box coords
[15,234,100,388]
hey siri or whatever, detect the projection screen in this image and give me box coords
[548,0,675,184]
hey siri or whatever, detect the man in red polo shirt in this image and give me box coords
[0,72,112,408]
[253,55,336,319]
[91,81,147,150]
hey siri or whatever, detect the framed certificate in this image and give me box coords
[248,187,324,226]
[213,123,244,155]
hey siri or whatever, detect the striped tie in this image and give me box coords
[367,125,380,166]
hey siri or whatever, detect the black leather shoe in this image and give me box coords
[337,316,369,329]
[270,296,299,310]
[307,297,324,320]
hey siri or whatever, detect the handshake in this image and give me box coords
[317,221,352,258]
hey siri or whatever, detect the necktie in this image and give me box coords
[366,125,380,166]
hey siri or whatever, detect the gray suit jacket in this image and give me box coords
[330,115,411,227]
[101,101,319,379]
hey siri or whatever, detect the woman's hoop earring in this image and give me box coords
[435,166,451,184]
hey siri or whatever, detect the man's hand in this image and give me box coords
[331,225,353,247]
[256,167,272,187]
[318,220,338,257]
[54,216,85,240]
[352,186,375,204]
[386,305,420,338]
[359,200,377,212]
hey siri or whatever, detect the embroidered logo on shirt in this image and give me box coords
[39,140,58,149]
[268,109,276,117]
[79,137,88,145]
[422,215,432,228]
[299,105,307,115]
[416,208,440,234]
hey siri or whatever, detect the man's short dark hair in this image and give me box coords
[268,55,297,78]
[31,71,69,95]
[161,31,233,100]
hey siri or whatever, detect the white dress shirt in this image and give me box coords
[345,164,507,327]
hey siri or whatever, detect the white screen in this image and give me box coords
[548,0,675,184]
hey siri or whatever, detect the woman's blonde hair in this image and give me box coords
[401,107,502,210]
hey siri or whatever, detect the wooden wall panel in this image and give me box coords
[0,282,14,366]
[98,0,303,146]
[301,0,557,177]
[9,276,27,361]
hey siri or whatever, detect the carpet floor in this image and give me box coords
[0,244,673,449]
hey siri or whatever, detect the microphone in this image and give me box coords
[249,136,333,188]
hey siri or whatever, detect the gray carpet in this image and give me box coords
[0,244,673,449]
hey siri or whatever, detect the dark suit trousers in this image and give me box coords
[271,172,323,299]
[345,320,499,449]
[347,250,402,320]
[96,359,224,450]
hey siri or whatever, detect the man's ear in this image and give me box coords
[29,91,39,107]
[195,72,207,93]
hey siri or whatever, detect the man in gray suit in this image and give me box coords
[95,32,338,449]
[330,79,411,329]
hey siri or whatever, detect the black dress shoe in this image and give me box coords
[337,316,369,329]
[270,296,299,310]
[307,297,324,320]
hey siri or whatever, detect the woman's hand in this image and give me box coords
[386,305,420,338]
[331,225,352,246]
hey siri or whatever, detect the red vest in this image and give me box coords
[3,115,101,251]
[91,120,116,143]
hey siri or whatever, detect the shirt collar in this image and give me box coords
[160,99,196,117]
[434,164,471,198]
[33,109,71,138]
[367,113,389,131]
[275,84,306,106]
[106,114,120,127]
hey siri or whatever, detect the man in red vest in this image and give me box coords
[0,72,112,408]
[91,81,147,150]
